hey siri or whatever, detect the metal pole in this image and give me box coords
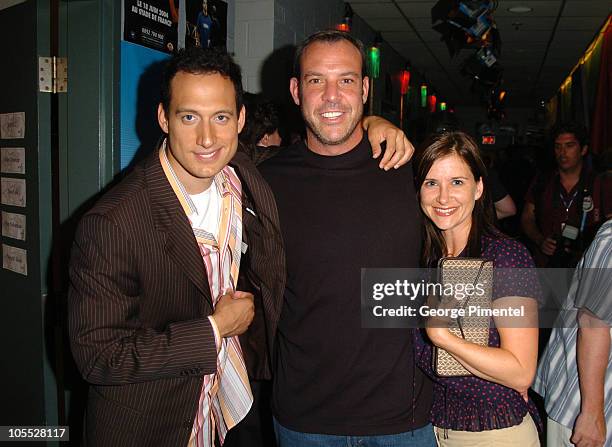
[400,95,404,130]
[369,79,375,115]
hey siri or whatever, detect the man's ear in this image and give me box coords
[581,145,588,157]
[157,103,169,134]
[237,105,246,134]
[289,77,300,106]
[362,76,370,104]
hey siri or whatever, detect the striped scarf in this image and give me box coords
[159,144,253,447]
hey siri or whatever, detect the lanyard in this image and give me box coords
[559,190,578,213]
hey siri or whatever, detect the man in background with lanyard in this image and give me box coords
[522,122,602,268]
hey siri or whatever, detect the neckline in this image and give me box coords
[300,135,371,169]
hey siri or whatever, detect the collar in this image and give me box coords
[301,134,371,169]
[159,139,235,217]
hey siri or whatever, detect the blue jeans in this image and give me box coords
[273,418,436,447]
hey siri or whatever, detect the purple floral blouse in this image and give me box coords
[414,235,543,432]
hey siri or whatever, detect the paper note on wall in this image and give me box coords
[1,211,26,241]
[0,112,25,139]
[2,244,27,276]
[1,177,26,207]
[1,147,25,174]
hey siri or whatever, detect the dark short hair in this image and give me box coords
[293,30,367,80]
[415,131,499,266]
[160,46,244,113]
[551,121,588,148]
[240,95,280,146]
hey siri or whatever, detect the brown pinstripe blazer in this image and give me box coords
[68,148,285,447]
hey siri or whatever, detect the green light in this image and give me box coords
[420,85,427,108]
[440,102,447,111]
[369,47,380,78]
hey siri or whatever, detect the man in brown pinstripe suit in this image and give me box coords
[68,45,412,446]
[68,47,286,447]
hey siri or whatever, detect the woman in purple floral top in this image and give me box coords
[414,131,541,446]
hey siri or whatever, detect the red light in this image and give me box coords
[428,94,437,113]
[482,135,496,145]
[400,70,410,95]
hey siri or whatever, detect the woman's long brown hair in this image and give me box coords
[415,131,500,266]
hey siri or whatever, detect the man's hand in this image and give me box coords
[212,291,254,338]
[540,236,557,256]
[362,116,414,170]
[571,411,606,447]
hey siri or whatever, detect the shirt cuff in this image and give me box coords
[207,315,222,354]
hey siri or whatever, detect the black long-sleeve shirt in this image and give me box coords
[259,136,432,436]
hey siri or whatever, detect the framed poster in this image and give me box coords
[124,0,175,52]
[123,0,227,53]
[186,0,227,49]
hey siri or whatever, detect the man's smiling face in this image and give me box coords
[290,40,369,155]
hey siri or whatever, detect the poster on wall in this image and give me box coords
[123,0,227,54]
[123,0,175,52]
[186,0,227,50]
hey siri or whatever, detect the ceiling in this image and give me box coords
[349,0,610,108]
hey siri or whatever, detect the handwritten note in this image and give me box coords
[1,177,26,207]
[0,112,25,139]
[1,147,25,174]
[1,212,26,241]
[2,244,27,276]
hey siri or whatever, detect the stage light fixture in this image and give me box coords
[336,2,354,32]
[431,1,499,57]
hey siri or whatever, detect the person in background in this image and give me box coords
[414,131,541,446]
[534,218,612,447]
[521,122,602,267]
[480,153,517,221]
[240,94,283,149]
[490,166,517,220]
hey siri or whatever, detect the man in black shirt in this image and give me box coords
[259,30,434,446]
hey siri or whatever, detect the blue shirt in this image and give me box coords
[197,12,212,48]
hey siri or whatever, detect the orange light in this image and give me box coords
[499,90,506,101]
[336,23,350,32]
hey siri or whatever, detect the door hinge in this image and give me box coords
[38,56,68,93]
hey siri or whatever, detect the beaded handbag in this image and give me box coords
[432,257,493,377]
